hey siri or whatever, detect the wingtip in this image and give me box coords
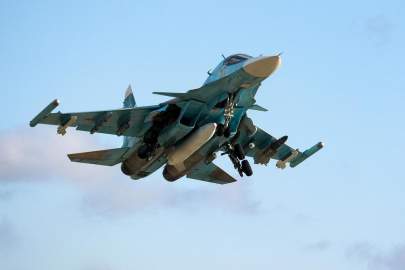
[67,153,75,161]
[30,98,60,127]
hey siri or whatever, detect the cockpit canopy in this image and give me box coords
[203,53,254,85]
[223,54,252,66]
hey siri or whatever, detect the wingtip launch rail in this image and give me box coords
[289,142,324,168]
[29,99,59,127]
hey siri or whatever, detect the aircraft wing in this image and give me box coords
[236,118,324,168]
[29,99,159,137]
[187,162,237,184]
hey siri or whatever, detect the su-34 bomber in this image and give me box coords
[30,53,323,184]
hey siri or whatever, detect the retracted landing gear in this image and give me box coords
[222,143,253,177]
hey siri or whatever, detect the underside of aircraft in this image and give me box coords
[30,53,323,184]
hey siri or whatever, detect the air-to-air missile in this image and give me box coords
[289,142,324,168]
[29,99,59,127]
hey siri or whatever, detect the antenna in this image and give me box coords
[221,54,226,59]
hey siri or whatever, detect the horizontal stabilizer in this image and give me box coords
[187,162,236,184]
[68,147,129,166]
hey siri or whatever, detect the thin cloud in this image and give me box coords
[79,167,261,216]
[0,189,13,201]
[364,14,394,46]
[304,240,332,252]
[0,217,19,251]
[0,127,98,181]
[346,242,405,270]
[0,127,260,215]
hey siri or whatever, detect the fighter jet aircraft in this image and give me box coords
[30,53,323,184]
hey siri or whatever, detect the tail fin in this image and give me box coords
[122,85,137,148]
[123,84,136,108]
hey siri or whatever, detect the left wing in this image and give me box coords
[187,162,236,184]
[236,117,324,169]
[29,99,159,137]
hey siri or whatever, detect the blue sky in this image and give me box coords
[1,0,405,269]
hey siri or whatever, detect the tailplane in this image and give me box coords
[68,147,129,166]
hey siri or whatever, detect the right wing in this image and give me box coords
[30,99,160,137]
[187,162,237,184]
[236,117,324,168]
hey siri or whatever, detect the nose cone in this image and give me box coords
[243,55,281,78]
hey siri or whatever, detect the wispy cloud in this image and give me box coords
[364,14,394,46]
[0,127,260,215]
[304,240,332,252]
[346,242,405,270]
[0,127,98,181]
[0,189,13,201]
[0,217,19,251]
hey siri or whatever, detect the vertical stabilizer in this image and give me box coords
[122,84,137,147]
[123,84,136,108]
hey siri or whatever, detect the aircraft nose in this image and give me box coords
[243,55,281,78]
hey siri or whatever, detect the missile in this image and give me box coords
[289,142,324,168]
[90,112,113,134]
[29,99,59,127]
[57,116,77,136]
[263,135,288,156]
[276,149,299,169]
[116,121,130,136]
[254,135,289,165]
[270,135,288,150]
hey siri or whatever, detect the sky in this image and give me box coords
[1,0,405,269]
